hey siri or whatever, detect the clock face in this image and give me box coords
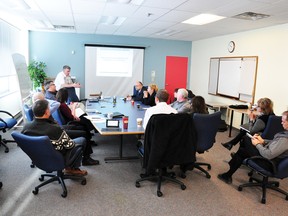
[228,41,235,53]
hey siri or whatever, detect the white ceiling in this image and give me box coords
[1,0,288,41]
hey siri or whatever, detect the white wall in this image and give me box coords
[190,23,288,119]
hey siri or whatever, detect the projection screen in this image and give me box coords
[85,44,144,98]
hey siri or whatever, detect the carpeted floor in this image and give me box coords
[1,127,288,216]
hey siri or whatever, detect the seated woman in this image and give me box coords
[56,88,99,165]
[142,84,158,106]
[218,110,288,184]
[191,96,208,114]
[222,97,274,151]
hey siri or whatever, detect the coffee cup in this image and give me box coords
[107,112,113,119]
[136,118,142,127]
[122,116,129,129]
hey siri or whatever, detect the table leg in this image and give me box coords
[104,135,139,162]
[229,110,234,137]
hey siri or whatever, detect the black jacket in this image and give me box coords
[143,113,197,174]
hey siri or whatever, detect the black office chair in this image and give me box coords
[0,110,17,153]
[261,115,283,140]
[135,113,197,197]
[238,115,287,204]
[181,111,221,179]
[11,131,86,198]
[238,156,288,204]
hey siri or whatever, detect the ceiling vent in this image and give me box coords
[53,25,75,30]
[233,12,270,21]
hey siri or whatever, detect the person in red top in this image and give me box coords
[56,88,99,166]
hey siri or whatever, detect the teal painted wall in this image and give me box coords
[29,31,192,98]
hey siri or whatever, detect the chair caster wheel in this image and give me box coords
[81,179,87,185]
[157,191,163,197]
[248,178,253,183]
[181,185,186,190]
[39,176,44,181]
[0,182,3,189]
[285,196,288,201]
[248,171,253,176]
[30,164,35,168]
[135,182,140,188]
[180,173,186,179]
[5,149,9,153]
[238,186,243,191]
[207,165,211,170]
[206,174,211,179]
[61,191,67,198]
[261,198,266,204]
[274,182,280,187]
[32,189,39,195]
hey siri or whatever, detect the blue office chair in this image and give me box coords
[181,111,221,179]
[0,110,17,153]
[238,115,287,204]
[261,115,283,140]
[11,131,86,198]
[23,104,34,122]
[51,109,66,126]
[238,156,288,204]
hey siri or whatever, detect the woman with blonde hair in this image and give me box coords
[222,97,274,151]
[143,83,158,106]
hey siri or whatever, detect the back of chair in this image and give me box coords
[23,104,34,122]
[52,109,67,126]
[144,113,197,173]
[261,115,283,140]
[11,131,65,172]
[193,111,221,153]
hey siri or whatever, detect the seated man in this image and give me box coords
[170,88,192,113]
[21,100,87,176]
[127,81,147,102]
[32,92,99,166]
[33,92,59,114]
[218,110,288,184]
[44,80,57,101]
[143,89,177,129]
[54,65,80,102]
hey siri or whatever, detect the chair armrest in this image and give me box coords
[0,110,14,118]
[0,117,8,128]
[244,156,277,174]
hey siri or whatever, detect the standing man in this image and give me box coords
[170,88,192,113]
[143,89,177,129]
[54,65,80,102]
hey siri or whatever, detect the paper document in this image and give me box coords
[75,107,85,117]
[84,115,106,123]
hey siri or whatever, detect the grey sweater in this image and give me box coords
[256,131,288,160]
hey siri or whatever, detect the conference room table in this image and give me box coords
[85,97,149,162]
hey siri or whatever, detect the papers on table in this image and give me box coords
[84,115,106,123]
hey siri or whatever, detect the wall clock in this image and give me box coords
[228,41,235,53]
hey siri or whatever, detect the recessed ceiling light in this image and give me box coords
[182,14,226,25]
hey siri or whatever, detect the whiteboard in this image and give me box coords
[217,58,241,98]
[208,58,219,95]
[208,56,258,103]
[12,53,32,100]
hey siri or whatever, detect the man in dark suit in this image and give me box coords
[128,81,147,102]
